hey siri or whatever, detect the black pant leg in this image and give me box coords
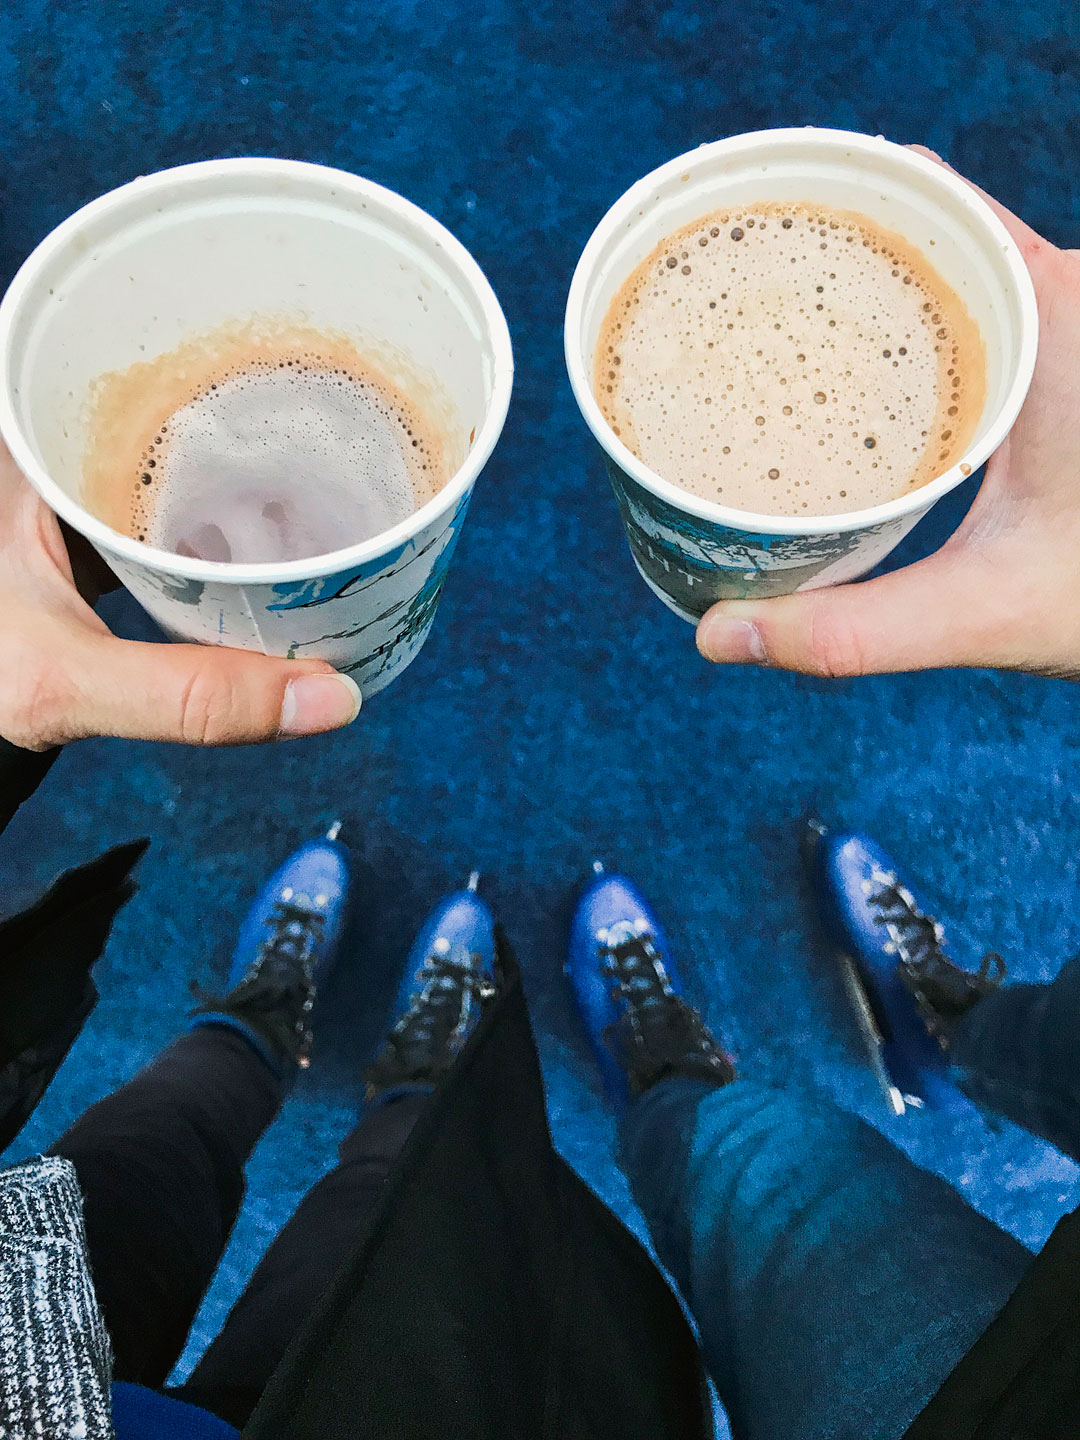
[50,1026,284,1386]
[178,1092,428,1428]
[950,957,1080,1160]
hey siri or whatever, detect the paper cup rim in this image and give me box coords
[564,127,1038,537]
[0,157,515,583]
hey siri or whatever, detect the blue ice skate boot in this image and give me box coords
[189,822,351,1078]
[365,872,498,1101]
[566,863,734,1107]
[805,820,1005,1113]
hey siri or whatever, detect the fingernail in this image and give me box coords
[279,673,362,737]
[697,615,767,664]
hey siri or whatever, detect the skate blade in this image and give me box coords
[835,949,907,1117]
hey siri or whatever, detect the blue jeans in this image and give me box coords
[622,958,1080,1440]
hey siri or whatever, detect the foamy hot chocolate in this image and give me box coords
[595,202,986,517]
[83,325,448,563]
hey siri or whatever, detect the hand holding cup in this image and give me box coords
[0,160,512,747]
[0,434,361,749]
[697,151,1079,680]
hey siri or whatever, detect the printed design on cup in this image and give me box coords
[285,497,470,684]
[107,489,472,698]
[157,573,206,608]
[266,492,469,612]
[609,462,901,616]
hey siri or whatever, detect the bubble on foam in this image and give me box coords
[594,201,985,517]
[132,362,433,563]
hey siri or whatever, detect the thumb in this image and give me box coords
[695,548,1026,677]
[56,634,361,746]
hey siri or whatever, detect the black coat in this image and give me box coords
[0,741,146,1154]
[245,933,714,1440]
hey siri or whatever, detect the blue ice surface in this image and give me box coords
[2,0,1080,1422]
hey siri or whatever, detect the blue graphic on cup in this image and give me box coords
[271,491,471,690]
[108,490,472,698]
[607,460,913,619]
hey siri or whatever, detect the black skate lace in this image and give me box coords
[365,949,496,1094]
[600,928,731,1090]
[236,900,327,990]
[868,873,1005,1036]
[220,900,327,1062]
[868,876,946,970]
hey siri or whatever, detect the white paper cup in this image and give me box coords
[565,128,1038,620]
[0,159,513,696]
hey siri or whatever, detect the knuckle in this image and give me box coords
[176,661,271,746]
[176,665,239,746]
[0,640,75,749]
[805,603,865,679]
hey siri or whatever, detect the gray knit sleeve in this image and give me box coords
[0,1155,114,1440]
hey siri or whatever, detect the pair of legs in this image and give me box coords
[50,838,499,1429]
[51,1024,428,1425]
[622,960,1080,1440]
